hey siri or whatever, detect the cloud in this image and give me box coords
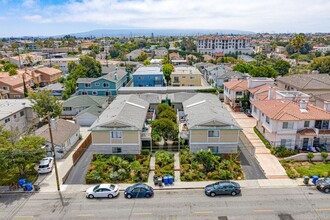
[23,15,52,23]
[16,0,330,32]
[22,0,37,7]
[0,16,5,20]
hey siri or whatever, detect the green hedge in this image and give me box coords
[253,126,272,148]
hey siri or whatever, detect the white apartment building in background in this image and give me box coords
[196,36,253,55]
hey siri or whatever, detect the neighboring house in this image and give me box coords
[77,68,128,96]
[9,54,43,68]
[35,67,62,86]
[275,46,286,53]
[0,73,32,99]
[62,95,109,118]
[90,95,151,154]
[237,55,255,63]
[42,57,80,74]
[223,77,274,111]
[0,99,36,134]
[0,88,9,99]
[314,93,330,112]
[35,119,80,159]
[251,98,330,151]
[179,93,241,153]
[153,48,168,58]
[126,49,144,61]
[39,83,65,97]
[133,66,164,87]
[206,65,248,88]
[197,36,253,55]
[76,105,105,127]
[171,66,202,86]
[276,74,330,103]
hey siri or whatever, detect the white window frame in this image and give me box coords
[304,121,310,128]
[208,130,220,138]
[103,83,109,88]
[112,147,122,153]
[92,91,98,95]
[265,116,270,124]
[208,146,218,154]
[282,122,293,129]
[111,131,122,139]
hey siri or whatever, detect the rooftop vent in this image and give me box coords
[126,101,145,109]
[186,100,206,108]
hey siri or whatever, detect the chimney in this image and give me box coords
[299,99,308,111]
[324,101,330,112]
[268,86,274,100]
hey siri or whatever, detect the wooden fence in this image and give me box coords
[72,133,92,165]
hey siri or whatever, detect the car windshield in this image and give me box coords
[324,178,330,183]
[39,164,49,168]
[110,185,116,190]
[93,185,100,191]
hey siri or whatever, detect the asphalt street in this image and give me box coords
[1,187,329,220]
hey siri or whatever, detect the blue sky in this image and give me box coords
[1,0,330,37]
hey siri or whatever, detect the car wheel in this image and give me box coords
[145,193,151,198]
[88,194,94,199]
[210,192,216,197]
[126,194,132,199]
[108,194,114,199]
[324,188,330,193]
[231,191,237,196]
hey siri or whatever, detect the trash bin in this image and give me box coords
[153,175,158,186]
[303,176,310,185]
[34,184,40,191]
[157,177,163,187]
[25,182,33,192]
[18,178,26,188]
[168,175,173,185]
[163,176,169,185]
[312,175,319,185]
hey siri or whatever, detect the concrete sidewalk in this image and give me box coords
[225,105,288,179]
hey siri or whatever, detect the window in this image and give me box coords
[253,106,257,113]
[282,122,293,129]
[63,107,72,111]
[111,131,122,139]
[208,130,219,138]
[92,91,98,95]
[95,82,100,86]
[174,77,179,83]
[14,95,21,99]
[14,114,17,119]
[322,120,329,129]
[190,76,195,80]
[82,91,88,95]
[208,146,218,154]
[103,83,109,88]
[105,91,110,96]
[112,147,122,153]
[20,111,24,117]
[85,83,91,88]
[5,118,10,123]
[2,86,9,90]
[280,139,292,148]
[304,121,310,128]
[236,91,243,96]
[265,116,270,124]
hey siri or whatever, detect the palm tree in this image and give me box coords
[291,34,306,73]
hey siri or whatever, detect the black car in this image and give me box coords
[316,177,330,193]
[205,181,241,197]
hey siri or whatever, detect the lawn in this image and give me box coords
[180,149,244,181]
[85,153,150,184]
[155,151,174,177]
[0,167,38,186]
[281,160,330,178]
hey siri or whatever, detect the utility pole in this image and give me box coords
[47,112,60,191]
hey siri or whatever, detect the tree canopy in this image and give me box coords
[162,63,174,85]
[28,90,62,118]
[151,118,178,141]
[311,56,330,73]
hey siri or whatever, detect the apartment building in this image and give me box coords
[196,36,253,55]
[171,67,202,86]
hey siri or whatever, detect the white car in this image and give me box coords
[38,157,54,174]
[86,184,120,199]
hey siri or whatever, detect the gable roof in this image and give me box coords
[315,93,330,102]
[90,94,149,130]
[77,68,127,84]
[35,119,80,146]
[35,67,62,76]
[0,99,32,119]
[276,74,330,90]
[62,95,108,108]
[76,105,104,117]
[251,99,330,121]
[182,93,240,129]
[248,84,281,95]
[223,80,248,91]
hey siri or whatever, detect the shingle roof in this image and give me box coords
[251,99,330,121]
[315,93,330,102]
[35,67,62,76]
[35,119,80,146]
[90,94,149,130]
[137,93,162,104]
[182,93,240,129]
[77,68,127,83]
[169,92,197,103]
[62,95,108,108]
[76,105,104,117]
[276,74,330,90]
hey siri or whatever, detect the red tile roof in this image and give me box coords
[297,129,316,136]
[251,99,330,121]
[224,80,248,91]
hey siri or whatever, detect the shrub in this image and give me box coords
[270,146,295,158]
[287,170,298,179]
[307,152,314,162]
[321,152,329,163]
[253,127,272,148]
[141,149,150,155]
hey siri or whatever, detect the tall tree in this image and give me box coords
[162,63,174,85]
[28,90,62,118]
[291,34,306,71]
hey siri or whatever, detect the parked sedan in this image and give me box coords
[86,184,119,199]
[124,183,154,199]
[38,157,54,174]
[316,177,330,193]
[205,181,241,197]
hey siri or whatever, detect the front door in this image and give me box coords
[302,138,309,150]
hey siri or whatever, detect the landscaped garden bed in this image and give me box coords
[280,160,330,179]
[155,150,174,177]
[86,151,150,184]
[180,149,244,181]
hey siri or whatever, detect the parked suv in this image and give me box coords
[316,177,330,193]
[38,157,54,174]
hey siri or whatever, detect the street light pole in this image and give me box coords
[47,112,60,191]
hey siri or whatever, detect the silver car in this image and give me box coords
[38,157,54,174]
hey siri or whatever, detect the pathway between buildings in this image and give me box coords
[225,105,288,179]
[174,152,181,183]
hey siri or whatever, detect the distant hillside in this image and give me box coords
[54,29,254,38]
